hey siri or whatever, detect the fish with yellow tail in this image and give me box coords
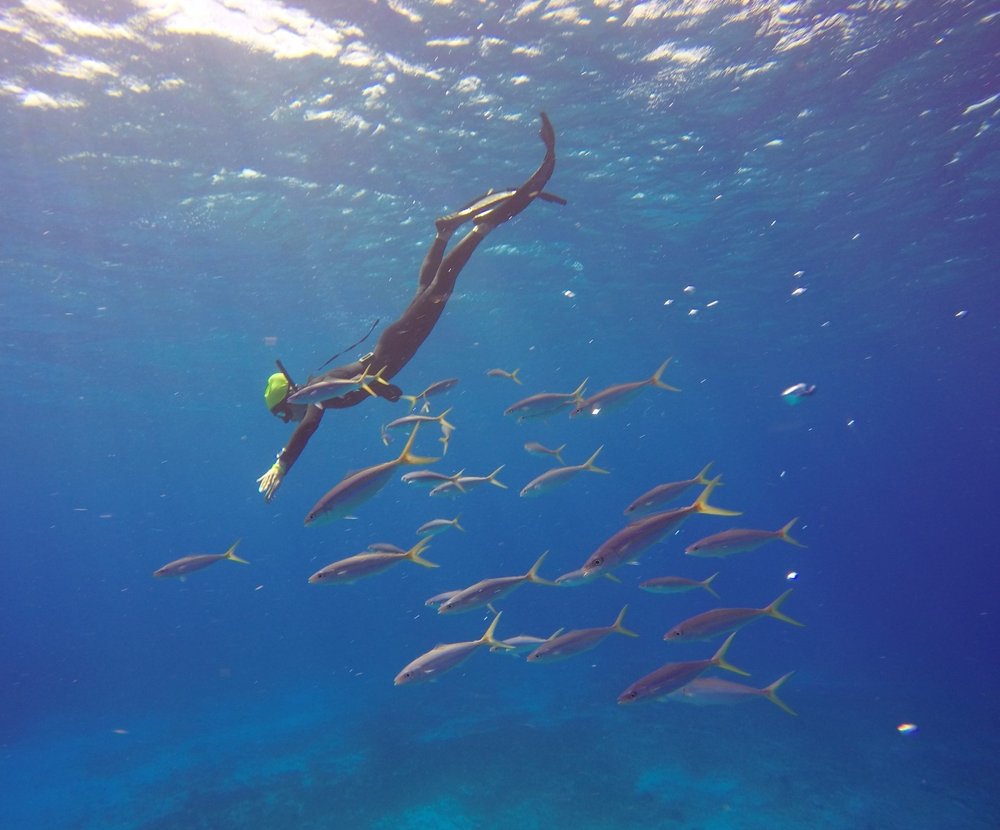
[570,357,680,417]
[504,378,588,422]
[663,589,804,642]
[685,517,805,558]
[580,476,740,578]
[154,539,248,578]
[394,613,513,685]
[624,462,716,516]
[438,551,554,614]
[519,445,609,497]
[287,365,391,405]
[526,605,638,663]
[617,632,749,705]
[308,538,436,585]
[304,424,438,526]
[665,673,797,716]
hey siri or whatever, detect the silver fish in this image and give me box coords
[523,441,566,464]
[624,462,715,516]
[154,539,248,578]
[571,358,679,417]
[304,425,438,526]
[503,378,587,422]
[489,628,565,656]
[394,613,511,685]
[519,445,609,497]
[664,589,804,642]
[438,552,552,614]
[581,477,740,577]
[308,538,436,585]
[639,573,720,598]
[402,378,459,413]
[685,518,804,557]
[486,367,522,385]
[401,469,466,489]
[430,465,506,497]
[617,632,748,705]
[665,673,797,716]
[526,606,638,662]
[425,589,462,608]
[416,516,464,537]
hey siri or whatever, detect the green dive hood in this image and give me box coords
[264,372,290,411]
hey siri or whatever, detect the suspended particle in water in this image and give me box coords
[791,287,807,297]
[955,310,968,319]
[683,285,696,294]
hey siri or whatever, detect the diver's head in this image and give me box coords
[264,372,306,423]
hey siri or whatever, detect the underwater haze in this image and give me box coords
[2,1,999,828]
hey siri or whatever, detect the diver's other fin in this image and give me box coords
[538,191,567,205]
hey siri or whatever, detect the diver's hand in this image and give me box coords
[257,458,286,502]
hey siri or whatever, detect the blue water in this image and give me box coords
[2,1,998,827]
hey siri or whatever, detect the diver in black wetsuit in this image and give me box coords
[257,113,560,501]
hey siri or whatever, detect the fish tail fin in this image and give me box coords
[399,423,440,467]
[766,589,805,627]
[695,461,715,485]
[584,445,611,475]
[571,377,589,401]
[651,357,681,392]
[712,632,750,677]
[555,443,567,464]
[779,517,806,547]
[487,465,508,489]
[401,394,418,412]
[548,627,565,639]
[480,612,512,649]
[702,572,721,599]
[526,550,554,584]
[762,672,798,716]
[224,539,250,565]
[511,368,523,385]
[453,514,465,532]
[612,605,640,638]
[693,475,741,517]
[405,537,438,569]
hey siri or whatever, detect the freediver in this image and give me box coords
[257,113,561,501]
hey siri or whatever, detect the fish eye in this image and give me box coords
[592,557,603,567]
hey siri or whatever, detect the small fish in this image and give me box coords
[154,539,248,578]
[665,673,797,716]
[523,441,566,464]
[554,568,622,587]
[438,552,553,614]
[486,367,523,385]
[385,408,456,454]
[401,469,466,490]
[581,477,740,578]
[402,378,459,413]
[526,605,638,663]
[504,378,588,422]
[663,589,804,642]
[490,628,565,656]
[617,632,749,705]
[430,465,507,497]
[520,446,609,497]
[781,383,816,406]
[571,358,680,417]
[308,538,436,584]
[425,589,462,608]
[416,515,464,537]
[394,613,512,685]
[685,518,804,557]
[624,462,715,515]
[304,425,438,526]
[640,573,720,598]
[287,365,391,405]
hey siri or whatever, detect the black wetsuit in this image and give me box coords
[276,114,557,476]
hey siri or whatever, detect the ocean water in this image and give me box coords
[2,1,998,828]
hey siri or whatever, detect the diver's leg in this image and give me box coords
[417,231,451,291]
[474,112,556,229]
